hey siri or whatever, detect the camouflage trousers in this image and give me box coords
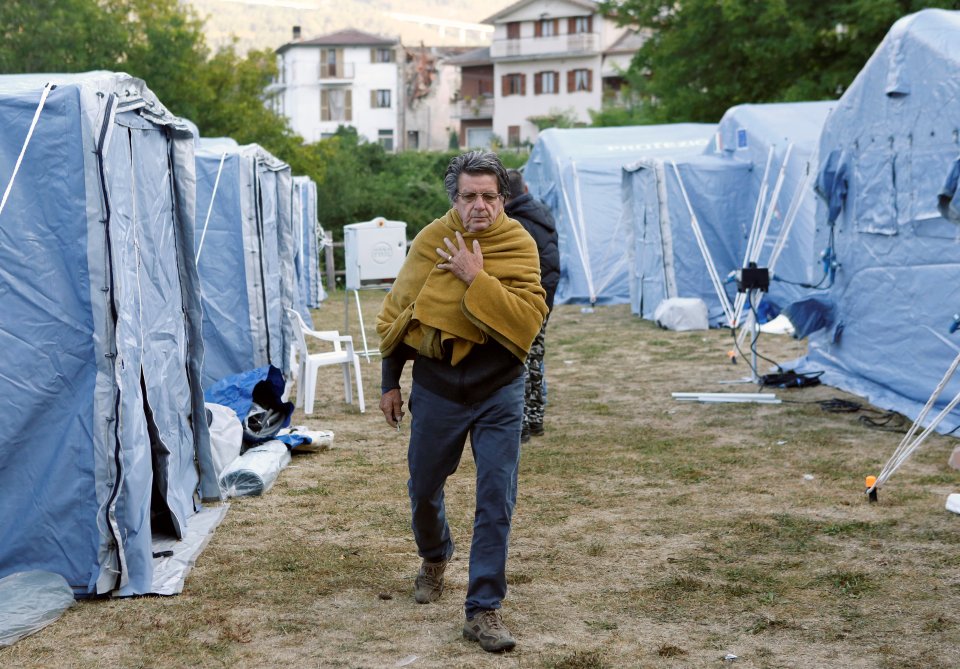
[523,316,549,429]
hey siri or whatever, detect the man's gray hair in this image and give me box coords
[444,151,510,204]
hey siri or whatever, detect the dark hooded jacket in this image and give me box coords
[505,193,560,310]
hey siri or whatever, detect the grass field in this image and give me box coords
[4,289,960,669]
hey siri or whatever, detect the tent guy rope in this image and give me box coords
[670,160,735,326]
[0,82,53,220]
[558,158,597,304]
[196,151,228,265]
[869,348,960,496]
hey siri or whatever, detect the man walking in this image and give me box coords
[377,151,547,653]
[504,169,560,442]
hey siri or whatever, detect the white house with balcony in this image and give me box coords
[483,0,642,146]
[272,28,400,148]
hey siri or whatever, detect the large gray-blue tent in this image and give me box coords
[523,124,716,306]
[293,175,325,320]
[624,101,834,325]
[0,72,218,596]
[194,139,296,388]
[796,9,960,433]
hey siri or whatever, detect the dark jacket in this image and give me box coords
[505,193,560,310]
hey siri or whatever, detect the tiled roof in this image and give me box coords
[445,47,492,66]
[483,0,597,24]
[278,28,397,52]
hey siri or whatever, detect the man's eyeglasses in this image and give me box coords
[457,191,501,204]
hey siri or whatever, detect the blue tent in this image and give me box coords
[796,9,960,434]
[624,154,753,324]
[194,140,295,388]
[0,72,217,596]
[523,124,716,305]
[293,176,325,319]
[624,101,835,324]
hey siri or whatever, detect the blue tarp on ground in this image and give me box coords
[624,101,834,325]
[0,72,216,597]
[523,124,716,305]
[194,140,295,388]
[794,9,960,434]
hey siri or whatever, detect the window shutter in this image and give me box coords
[552,19,559,35]
[520,74,526,95]
[554,71,560,93]
[587,16,593,33]
[568,17,576,34]
[567,70,575,92]
[345,89,352,121]
[371,90,377,107]
[534,72,542,95]
[587,69,593,92]
[534,21,542,38]
[320,90,329,120]
[370,48,376,63]
[502,75,509,96]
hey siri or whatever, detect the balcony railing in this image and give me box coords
[490,32,599,59]
[319,62,355,80]
[451,97,494,120]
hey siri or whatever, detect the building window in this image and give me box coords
[320,89,352,121]
[466,127,493,149]
[371,89,391,108]
[320,48,344,78]
[501,73,526,96]
[569,16,592,34]
[506,21,520,39]
[378,129,394,151]
[508,125,521,147]
[534,71,559,95]
[407,130,419,150]
[568,68,593,92]
[371,47,395,63]
[535,18,558,38]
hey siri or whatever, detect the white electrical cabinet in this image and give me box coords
[343,217,407,290]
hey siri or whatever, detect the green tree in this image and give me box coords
[0,0,128,72]
[599,0,960,122]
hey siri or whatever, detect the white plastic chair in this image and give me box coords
[285,308,365,414]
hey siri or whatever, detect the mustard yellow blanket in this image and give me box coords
[377,208,547,364]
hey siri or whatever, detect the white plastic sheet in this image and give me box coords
[0,571,74,647]
[206,403,243,500]
[654,297,709,331]
[219,440,291,497]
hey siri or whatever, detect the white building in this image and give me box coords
[483,0,642,146]
[272,28,401,149]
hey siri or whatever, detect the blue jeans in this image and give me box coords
[407,375,524,618]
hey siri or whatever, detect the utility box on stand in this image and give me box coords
[343,217,408,359]
[344,218,407,290]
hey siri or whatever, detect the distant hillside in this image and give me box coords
[185,0,514,54]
